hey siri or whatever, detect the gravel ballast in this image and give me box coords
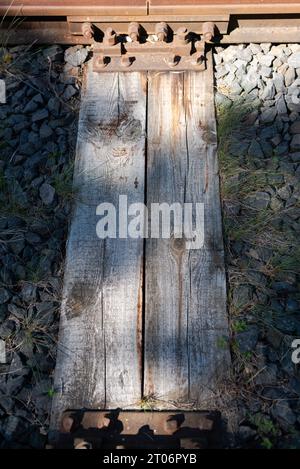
[0,44,88,448]
[215,43,300,449]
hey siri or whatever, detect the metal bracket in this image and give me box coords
[91,22,216,72]
[49,410,222,449]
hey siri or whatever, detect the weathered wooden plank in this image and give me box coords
[51,66,146,429]
[144,55,230,407]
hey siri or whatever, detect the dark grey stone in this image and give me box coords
[32,108,49,122]
[274,315,298,334]
[245,191,270,209]
[25,232,42,245]
[0,288,11,304]
[39,122,53,139]
[236,325,259,353]
[254,364,278,386]
[47,97,60,116]
[20,283,37,302]
[260,107,277,124]
[42,45,64,62]
[290,134,300,151]
[62,84,77,101]
[248,140,264,158]
[0,320,16,339]
[271,402,296,431]
[238,425,257,441]
[39,183,55,205]
[290,121,300,134]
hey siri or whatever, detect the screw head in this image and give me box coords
[104,27,116,46]
[155,22,168,42]
[82,22,93,40]
[204,32,213,42]
[176,27,188,44]
[128,22,139,42]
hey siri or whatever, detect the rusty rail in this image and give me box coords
[0,1,300,45]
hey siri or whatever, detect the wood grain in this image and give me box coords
[51,56,231,427]
[144,55,230,407]
[51,66,146,428]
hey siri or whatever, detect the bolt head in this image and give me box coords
[129,32,138,42]
[82,23,93,39]
[104,27,116,46]
[157,32,166,42]
[204,32,213,42]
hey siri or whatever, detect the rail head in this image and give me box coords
[0,2,300,49]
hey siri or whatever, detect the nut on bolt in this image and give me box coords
[82,22,94,40]
[104,27,116,46]
[202,22,215,42]
[176,26,188,45]
[128,22,140,42]
[191,40,204,65]
[155,22,168,42]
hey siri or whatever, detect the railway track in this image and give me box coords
[0,1,300,45]
[1,0,300,451]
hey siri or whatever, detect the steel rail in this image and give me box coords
[0,3,300,58]
[1,1,300,17]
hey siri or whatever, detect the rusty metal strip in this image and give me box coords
[1,1,300,16]
[50,410,222,449]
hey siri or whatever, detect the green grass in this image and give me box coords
[249,414,279,444]
[46,388,57,398]
[53,163,77,202]
[217,335,229,350]
[139,394,157,411]
[232,320,248,333]
[217,100,254,147]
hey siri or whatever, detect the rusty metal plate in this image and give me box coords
[0,0,147,16]
[92,52,206,72]
[149,0,300,15]
[91,22,210,72]
[2,0,300,17]
[50,410,222,449]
